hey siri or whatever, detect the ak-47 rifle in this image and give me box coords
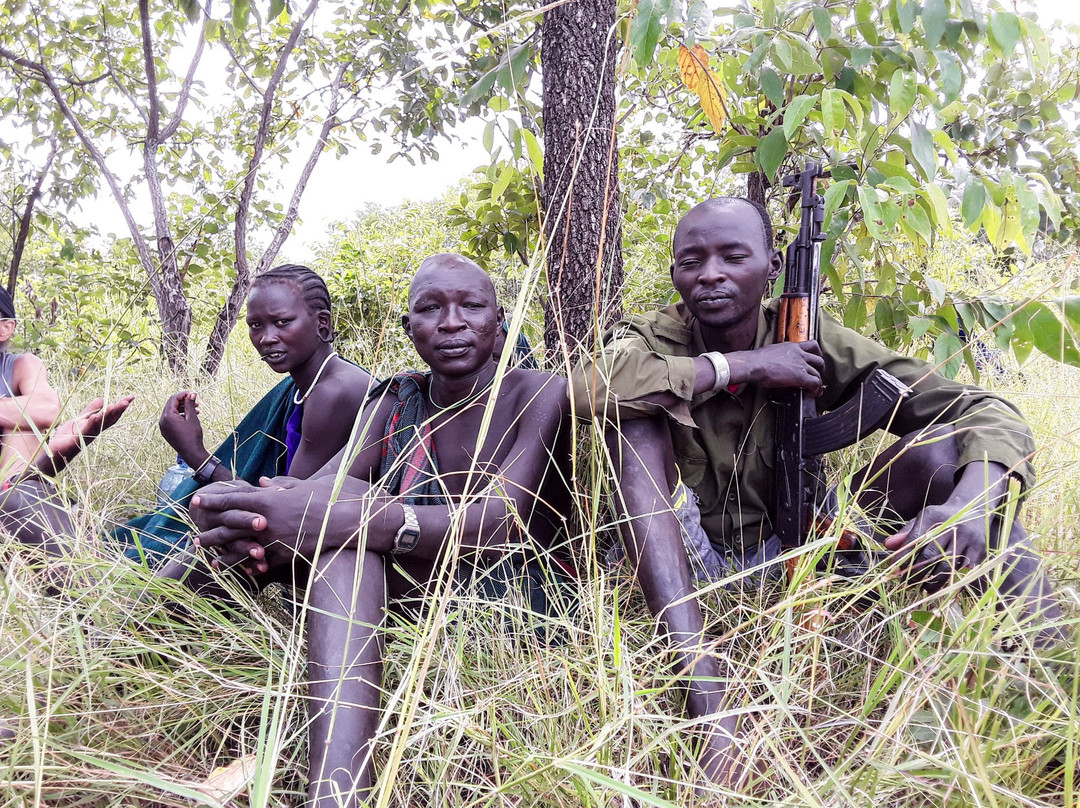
[773,161,909,570]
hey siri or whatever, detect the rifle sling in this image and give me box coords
[802,368,910,456]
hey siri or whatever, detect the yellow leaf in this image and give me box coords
[199,754,257,801]
[695,68,728,132]
[677,44,709,92]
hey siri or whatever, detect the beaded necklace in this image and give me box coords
[293,350,338,405]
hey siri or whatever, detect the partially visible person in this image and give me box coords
[0,284,135,563]
[188,254,574,808]
[0,286,62,478]
[115,264,375,589]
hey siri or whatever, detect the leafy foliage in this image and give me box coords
[623,0,1080,374]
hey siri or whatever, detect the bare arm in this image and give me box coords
[32,395,135,477]
[0,354,61,431]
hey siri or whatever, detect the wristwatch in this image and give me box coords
[392,503,420,555]
[193,455,222,485]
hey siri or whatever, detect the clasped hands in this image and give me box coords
[190,474,389,576]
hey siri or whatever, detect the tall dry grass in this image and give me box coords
[1,275,1078,808]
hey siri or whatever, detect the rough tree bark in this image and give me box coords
[540,0,623,368]
[138,0,192,370]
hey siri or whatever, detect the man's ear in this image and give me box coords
[668,260,675,279]
[0,320,16,344]
[767,248,784,283]
[401,313,412,337]
[495,305,505,325]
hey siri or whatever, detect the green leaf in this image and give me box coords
[462,68,499,107]
[1022,301,1080,365]
[922,0,947,47]
[902,199,932,246]
[782,94,817,140]
[935,50,961,103]
[685,0,712,44]
[631,0,670,67]
[933,331,964,378]
[897,0,919,34]
[1014,181,1040,252]
[1061,296,1080,334]
[755,127,787,181]
[268,0,286,21]
[857,186,891,240]
[773,37,792,72]
[909,122,937,181]
[521,129,544,180]
[821,88,844,145]
[989,10,1022,57]
[822,178,852,226]
[961,176,985,228]
[490,165,513,201]
[760,68,784,106]
[496,44,533,92]
[231,0,250,31]
[889,70,916,119]
[812,4,832,41]
[181,0,201,23]
[917,183,952,235]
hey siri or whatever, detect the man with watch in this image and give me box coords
[189,253,574,808]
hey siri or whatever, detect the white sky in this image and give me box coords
[85,0,1080,253]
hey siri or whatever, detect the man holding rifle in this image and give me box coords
[570,184,1062,786]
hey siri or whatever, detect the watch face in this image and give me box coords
[395,528,421,554]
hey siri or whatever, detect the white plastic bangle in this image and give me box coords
[704,351,730,392]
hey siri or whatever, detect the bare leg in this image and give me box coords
[851,424,959,525]
[306,548,385,808]
[606,416,744,784]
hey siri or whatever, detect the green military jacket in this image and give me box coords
[571,301,1036,553]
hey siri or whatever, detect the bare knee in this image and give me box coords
[855,424,961,520]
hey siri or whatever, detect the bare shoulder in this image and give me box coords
[503,368,569,415]
[303,361,374,415]
[11,352,46,377]
[11,352,53,391]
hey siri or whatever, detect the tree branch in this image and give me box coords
[0,45,163,305]
[200,0,323,376]
[139,0,160,142]
[256,64,347,275]
[160,15,208,141]
[7,136,58,295]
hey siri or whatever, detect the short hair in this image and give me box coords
[700,197,775,253]
[253,264,331,315]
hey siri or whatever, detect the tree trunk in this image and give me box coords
[540,0,623,368]
[748,171,768,206]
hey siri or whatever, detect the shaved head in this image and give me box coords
[409,253,495,305]
[675,197,774,254]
